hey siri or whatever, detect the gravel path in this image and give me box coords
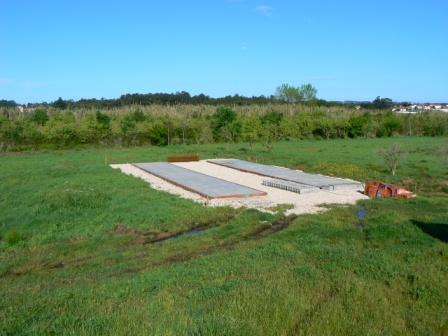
[111,160,368,215]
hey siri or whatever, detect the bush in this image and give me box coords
[149,120,168,145]
[260,111,283,125]
[379,114,402,137]
[29,108,49,126]
[207,107,242,142]
[132,109,146,122]
[0,104,447,151]
[378,144,407,176]
[96,111,111,129]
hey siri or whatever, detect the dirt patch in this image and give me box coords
[113,215,298,274]
[113,224,162,244]
[1,268,26,277]
[113,224,142,235]
[154,239,239,267]
[150,216,297,269]
[3,214,294,280]
[246,215,298,238]
[113,214,237,245]
[109,239,240,278]
[1,260,65,278]
[0,254,99,279]
[139,231,174,244]
[47,262,64,269]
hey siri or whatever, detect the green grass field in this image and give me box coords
[1,137,447,335]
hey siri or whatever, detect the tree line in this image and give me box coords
[1,104,446,151]
[0,84,403,110]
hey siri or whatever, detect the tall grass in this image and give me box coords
[1,104,447,151]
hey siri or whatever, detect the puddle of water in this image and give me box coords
[356,206,367,230]
[173,227,207,239]
[356,206,367,219]
[247,215,298,238]
[154,226,209,244]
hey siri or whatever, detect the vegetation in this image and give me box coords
[370,96,394,110]
[0,87,336,110]
[1,137,447,335]
[0,100,17,108]
[378,144,407,176]
[1,102,447,151]
[275,83,317,103]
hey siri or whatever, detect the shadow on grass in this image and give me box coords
[411,220,448,243]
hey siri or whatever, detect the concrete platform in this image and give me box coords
[112,161,369,215]
[208,159,363,191]
[133,162,266,199]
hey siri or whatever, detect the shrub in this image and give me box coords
[1,104,448,151]
[149,120,168,145]
[378,144,407,176]
[260,111,283,125]
[29,108,49,126]
[132,109,146,122]
[120,116,136,134]
[380,114,402,137]
[96,111,111,129]
[211,107,238,140]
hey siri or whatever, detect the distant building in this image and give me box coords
[392,103,448,113]
[392,106,410,112]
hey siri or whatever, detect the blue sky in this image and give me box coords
[1,0,447,103]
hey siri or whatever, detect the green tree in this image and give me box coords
[260,111,283,125]
[378,144,407,176]
[211,107,240,141]
[275,84,303,103]
[240,115,260,148]
[29,108,49,126]
[132,109,146,122]
[372,96,393,109]
[348,115,368,138]
[96,111,111,129]
[95,111,112,140]
[380,114,402,137]
[300,84,318,101]
[148,120,168,146]
[53,97,67,109]
[275,83,317,103]
[121,116,136,134]
[259,123,278,151]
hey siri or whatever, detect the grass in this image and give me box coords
[0,137,447,335]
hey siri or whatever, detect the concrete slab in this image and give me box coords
[112,161,369,215]
[208,159,363,191]
[133,162,266,199]
[262,179,319,194]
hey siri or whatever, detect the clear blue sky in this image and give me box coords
[1,0,447,103]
